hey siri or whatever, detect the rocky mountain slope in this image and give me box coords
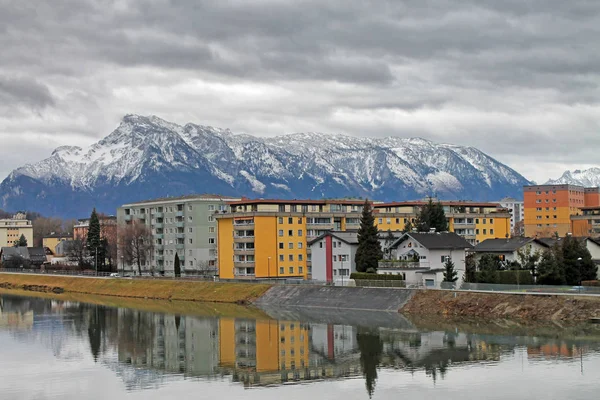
[0,115,530,217]
[545,168,600,187]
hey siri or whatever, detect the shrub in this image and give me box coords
[350,272,404,281]
[476,270,533,285]
[582,280,600,287]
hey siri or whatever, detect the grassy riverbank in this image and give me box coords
[401,290,600,322]
[0,273,272,304]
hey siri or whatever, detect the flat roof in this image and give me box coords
[374,201,503,208]
[228,199,375,206]
[122,194,240,206]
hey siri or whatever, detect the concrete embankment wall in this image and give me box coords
[254,285,417,312]
[402,290,600,322]
[0,273,271,304]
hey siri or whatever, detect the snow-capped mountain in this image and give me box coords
[0,114,531,218]
[545,168,600,187]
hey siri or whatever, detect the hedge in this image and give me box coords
[350,272,404,281]
[582,280,600,287]
[475,270,534,285]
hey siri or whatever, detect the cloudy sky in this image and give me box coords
[1,0,599,183]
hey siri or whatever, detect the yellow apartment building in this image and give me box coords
[0,215,33,248]
[373,201,511,245]
[217,199,370,279]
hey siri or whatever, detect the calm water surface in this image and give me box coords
[1,294,600,400]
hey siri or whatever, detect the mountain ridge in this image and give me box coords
[0,114,531,218]
[545,167,600,187]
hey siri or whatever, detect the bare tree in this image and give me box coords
[194,259,217,276]
[119,222,154,276]
[65,239,89,269]
[33,217,65,247]
[511,220,525,237]
[103,223,118,271]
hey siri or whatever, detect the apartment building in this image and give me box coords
[571,206,600,237]
[372,201,511,245]
[523,184,592,237]
[74,216,117,240]
[497,197,524,234]
[217,199,371,280]
[0,214,33,248]
[117,194,240,275]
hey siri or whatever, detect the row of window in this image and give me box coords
[536,207,557,211]
[155,237,216,245]
[278,254,304,262]
[279,217,303,224]
[278,229,304,237]
[536,215,557,219]
[278,266,304,274]
[278,242,304,249]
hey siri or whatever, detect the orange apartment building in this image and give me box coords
[217,198,511,280]
[524,185,600,237]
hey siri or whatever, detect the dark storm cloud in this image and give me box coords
[0,0,600,182]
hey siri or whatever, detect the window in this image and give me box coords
[319,242,323,248]
[279,243,284,249]
[288,217,293,224]
[189,261,193,267]
[288,242,293,249]
[476,229,480,234]
[298,254,303,261]
[278,217,283,224]
[333,255,337,261]
[475,218,480,224]
[188,216,193,221]
[333,242,337,248]
[280,267,284,274]
[298,218,302,224]
[378,218,383,224]
[279,230,284,237]
[386,218,391,224]
[483,219,487,224]
[208,205,215,211]
[279,255,284,261]
[298,230,303,237]
[289,255,294,261]
[189,227,193,233]
[189,238,193,244]
[299,266,303,274]
[483,229,487,235]
[536,199,541,203]
[298,242,303,249]
[169,207,173,212]
[441,255,450,262]
[489,218,494,224]
[188,205,192,211]
[208,227,215,233]
[208,238,215,244]
[553,215,557,219]
[490,229,494,235]
[288,230,293,236]
[208,215,214,222]
[289,266,294,274]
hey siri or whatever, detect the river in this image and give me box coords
[1,294,599,399]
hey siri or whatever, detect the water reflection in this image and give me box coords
[1,294,599,399]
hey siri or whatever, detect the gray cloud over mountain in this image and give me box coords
[1,0,599,184]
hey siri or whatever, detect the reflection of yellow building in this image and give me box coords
[218,318,310,384]
[0,310,34,330]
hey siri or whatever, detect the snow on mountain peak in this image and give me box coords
[546,167,600,187]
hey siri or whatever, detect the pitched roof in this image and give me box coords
[27,247,47,261]
[307,231,359,246]
[43,233,72,239]
[391,232,473,250]
[536,236,590,248]
[473,237,543,253]
[0,247,29,260]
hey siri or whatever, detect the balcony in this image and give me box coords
[124,215,132,221]
[153,212,163,218]
[155,244,164,250]
[154,234,164,239]
[378,260,423,269]
[176,211,184,217]
[234,236,255,243]
[234,249,255,255]
[154,223,163,229]
[156,255,164,261]
[137,214,147,220]
[233,221,255,228]
[234,261,255,268]
[176,222,185,228]
[176,243,185,250]
[176,233,185,239]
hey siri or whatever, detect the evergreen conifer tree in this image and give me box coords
[14,234,28,247]
[537,248,565,285]
[561,236,596,285]
[442,258,458,282]
[355,199,383,273]
[86,208,106,272]
[174,253,181,277]
[415,198,448,232]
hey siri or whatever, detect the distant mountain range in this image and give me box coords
[545,168,600,187]
[0,114,531,218]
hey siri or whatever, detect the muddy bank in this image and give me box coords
[402,290,600,322]
[0,273,271,304]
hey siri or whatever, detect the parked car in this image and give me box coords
[109,273,119,277]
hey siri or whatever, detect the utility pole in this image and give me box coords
[95,247,98,276]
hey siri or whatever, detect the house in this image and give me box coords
[0,247,30,266]
[27,247,48,266]
[308,231,358,284]
[380,231,473,288]
[472,237,549,263]
[42,233,73,255]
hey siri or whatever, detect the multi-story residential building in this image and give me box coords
[0,214,33,248]
[523,184,594,237]
[118,194,240,275]
[73,216,117,241]
[42,233,73,254]
[571,206,600,237]
[217,199,371,280]
[497,197,524,235]
[372,201,511,245]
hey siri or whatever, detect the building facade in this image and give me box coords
[497,197,524,235]
[308,232,359,283]
[74,215,117,241]
[42,233,73,255]
[373,201,511,245]
[118,194,240,275]
[217,199,370,280]
[0,215,33,248]
[523,184,600,237]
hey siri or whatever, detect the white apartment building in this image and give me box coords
[498,197,524,235]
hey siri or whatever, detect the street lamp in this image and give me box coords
[577,257,583,293]
[268,257,271,280]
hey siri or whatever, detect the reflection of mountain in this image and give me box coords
[3,294,600,397]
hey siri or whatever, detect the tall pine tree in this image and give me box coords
[442,258,458,282]
[87,208,106,272]
[355,199,383,273]
[537,248,565,285]
[415,198,448,232]
[174,253,181,277]
[14,234,28,247]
